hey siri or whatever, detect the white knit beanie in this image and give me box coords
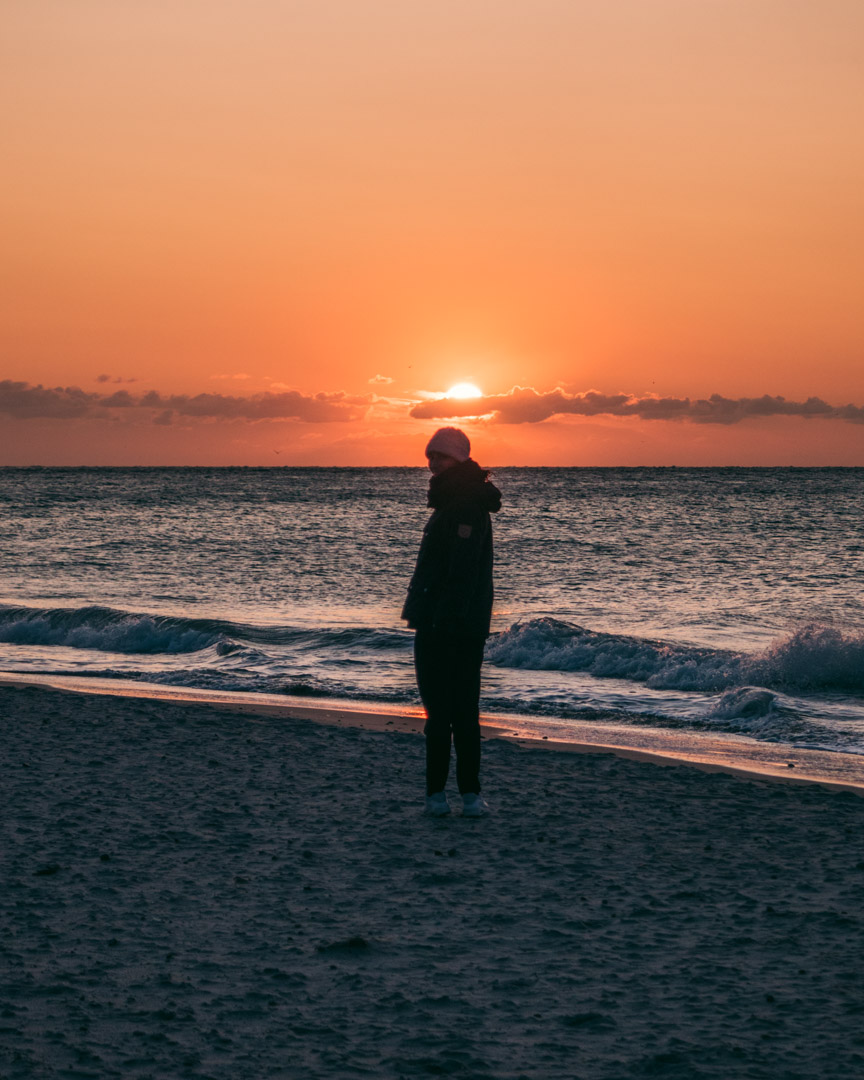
[425,427,471,462]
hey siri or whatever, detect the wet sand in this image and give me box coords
[4,672,864,792]
[2,681,864,1079]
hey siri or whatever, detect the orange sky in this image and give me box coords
[2,1,863,465]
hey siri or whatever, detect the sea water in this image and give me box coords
[1,467,863,755]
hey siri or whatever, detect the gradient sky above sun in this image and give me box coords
[2,0,864,465]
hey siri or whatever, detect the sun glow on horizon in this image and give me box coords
[446,382,483,399]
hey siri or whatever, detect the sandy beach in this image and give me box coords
[2,682,864,1080]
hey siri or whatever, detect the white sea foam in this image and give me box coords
[750,623,864,690]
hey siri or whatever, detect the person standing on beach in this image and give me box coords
[402,427,502,817]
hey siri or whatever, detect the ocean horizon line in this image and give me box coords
[4,463,864,472]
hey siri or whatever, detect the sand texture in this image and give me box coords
[2,683,864,1080]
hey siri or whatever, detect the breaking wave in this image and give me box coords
[486,618,864,694]
[0,604,410,656]
[4,606,864,752]
[3,606,863,697]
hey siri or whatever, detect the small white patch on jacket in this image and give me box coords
[457,523,472,539]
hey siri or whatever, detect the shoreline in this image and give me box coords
[3,670,863,795]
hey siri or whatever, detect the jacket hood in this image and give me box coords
[427,458,502,512]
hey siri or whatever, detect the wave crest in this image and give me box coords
[486,618,864,693]
[752,623,864,690]
[0,605,226,655]
[0,604,412,657]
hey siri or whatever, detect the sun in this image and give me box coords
[446,382,483,399]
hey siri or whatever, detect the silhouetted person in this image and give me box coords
[402,427,502,816]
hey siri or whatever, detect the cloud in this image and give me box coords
[135,389,369,422]
[0,381,371,423]
[100,390,136,408]
[0,381,98,419]
[368,374,394,385]
[409,386,864,425]
[96,374,137,384]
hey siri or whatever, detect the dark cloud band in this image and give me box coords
[0,381,369,423]
[409,387,864,425]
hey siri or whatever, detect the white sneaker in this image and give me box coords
[461,793,489,818]
[425,791,451,817]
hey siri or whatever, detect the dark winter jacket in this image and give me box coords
[401,459,502,638]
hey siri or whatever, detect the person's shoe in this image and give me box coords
[461,793,489,818]
[425,791,451,817]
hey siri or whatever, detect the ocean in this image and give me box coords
[2,466,863,758]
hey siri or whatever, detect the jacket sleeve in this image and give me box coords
[430,504,489,633]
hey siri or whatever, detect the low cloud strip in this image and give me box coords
[409,387,864,425]
[0,381,370,423]
[5,380,862,429]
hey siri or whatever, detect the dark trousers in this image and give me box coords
[414,628,486,796]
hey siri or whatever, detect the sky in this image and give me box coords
[2,0,863,465]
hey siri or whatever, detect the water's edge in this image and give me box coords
[3,672,862,794]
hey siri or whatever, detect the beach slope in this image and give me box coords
[2,683,863,1079]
